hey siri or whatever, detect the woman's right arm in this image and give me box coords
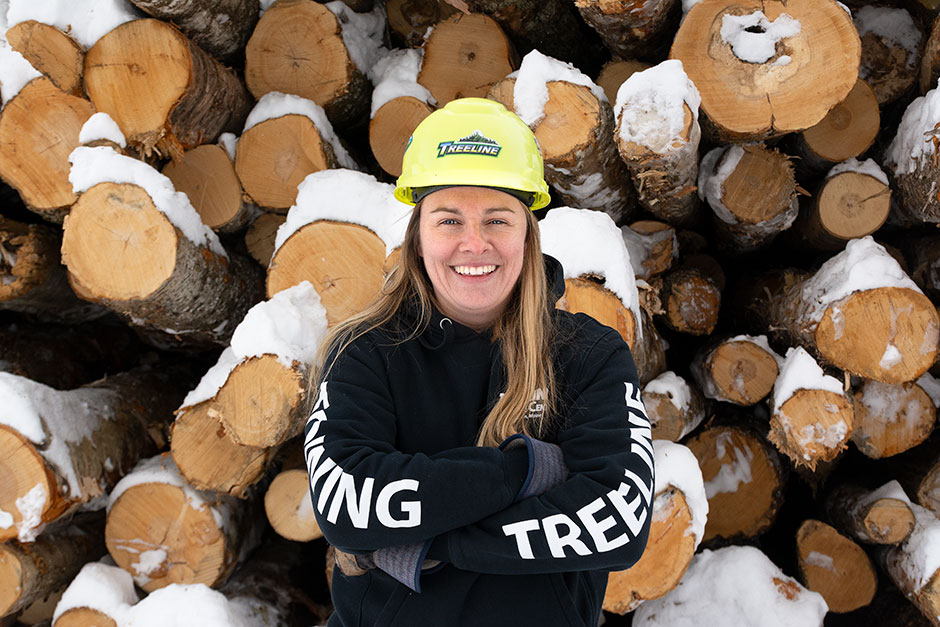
[305,337,532,554]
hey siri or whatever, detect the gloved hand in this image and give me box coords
[333,543,440,592]
[500,434,568,500]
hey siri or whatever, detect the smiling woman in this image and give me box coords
[302,98,654,627]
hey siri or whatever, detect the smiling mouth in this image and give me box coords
[453,265,497,276]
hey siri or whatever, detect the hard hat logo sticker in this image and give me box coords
[437,131,502,158]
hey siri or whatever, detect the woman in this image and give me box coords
[304,98,654,626]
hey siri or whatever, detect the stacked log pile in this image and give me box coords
[3,0,940,625]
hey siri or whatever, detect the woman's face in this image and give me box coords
[418,186,528,331]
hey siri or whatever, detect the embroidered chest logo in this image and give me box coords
[526,388,547,422]
[437,131,502,157]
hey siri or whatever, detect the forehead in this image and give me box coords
[420,186,526,213]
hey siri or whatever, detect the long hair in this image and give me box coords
[308,200,557,447]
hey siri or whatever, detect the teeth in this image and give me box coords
[454,265,496,276]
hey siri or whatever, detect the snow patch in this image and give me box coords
[324,1,387,84]
[885,80,940,176]
[720,12,801,64]
[854,6,921,69]
[53,560,138,625]
[645,371,691,412]
[826,157,888,186]
[773,347,844,415]
[704,432,753,499]
[7,0,141,49]
[805,551,836,572]
[370,48,434,117]
[78,112,126,148]
[511,49,606,127]
[654,440,708,545]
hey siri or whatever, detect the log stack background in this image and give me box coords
[3,0,940,625]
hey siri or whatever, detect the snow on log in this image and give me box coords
[369,49,435,177]
[0,370,182,543]
[825,480,916,545]
[245,0,383,130]
[769,347,853,470]
[699,143,798,253]
[0,77,95,222]
[656,254,723,336]
[234,92,359,212]
[488,50,635,222]
[540,207,642,351]
[691,334,782,406]
[162,140,257,234]
[642,371,706,442]
[245,213,287,268]
[0,217,105,324]
[738,237,939,384]
[791,158,891,251]
[614,59,701,226]
[621,220,678,280]
[416,13,515,106]
[596,59,651,103]
[575,0,680,61]
[884,80,940,224]
[265,467,322,543]
[793,79,880,173]
[633,545,828,626]
[105,454,264,592]
[853,5,923,106]
[685,419,787,542]
[671,0,860,142]
[795,519,877,613]
[52,559,138,627]
[84,19,252,158]
[0,513,106,619]
[5,21,83,97]
[880,492,940,626]
[603,440,707,615]
[266,170,410,323]
[386,0,460,48]
[62,144,264,349]
[851,375,938,459]
[126,0,260,61]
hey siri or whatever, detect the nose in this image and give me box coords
[459,224,490,255]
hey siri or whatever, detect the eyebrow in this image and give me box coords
[427,207,516,214]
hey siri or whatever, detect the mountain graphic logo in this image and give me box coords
[437,130,502,157]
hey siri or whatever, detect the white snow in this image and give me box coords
[620,224,678,280]
[772,347,845,415]
[890,491,940,593]
[633,545,828,627]
[869,479,908,502]
[53,560,138,624]
[123,584,257,627]
[78,112,127,148]
[180,347,241,409]
[614,59,701,155]
[14,482,46,542]
[539,207,642,339]
[274,169,412,258]
[511,49,607,127]
[799,237,922,325]
[370,48,435,118]
[6,0,140,49]
[854,6,922,68]
[69,145,228,258]
[217,132,237,161]
[324,1,387,84]
[805,551,836,572]
[681,0,702,15]
[720,12,801,64]
[133,548,168,577]
[242,92,358,171]
[885,79,940,176]
[698,145,744,223]
[917,372,940,407]
[0,0,41,106]
[644,371,691,412]
[653,440,708,545]
[703,431,754,499]
[857,379,930,431]
[0,507,11,529]
[826,157,889,186]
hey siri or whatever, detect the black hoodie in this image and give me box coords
[304,255,654,626]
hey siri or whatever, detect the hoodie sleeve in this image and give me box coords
[426,329,655,575]
[304,335,531,553]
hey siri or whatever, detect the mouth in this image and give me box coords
[452,264,497,276]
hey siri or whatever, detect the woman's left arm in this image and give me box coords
[426,332,655,575]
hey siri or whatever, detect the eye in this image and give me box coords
[439,218,459,225]
[489,218,508,225]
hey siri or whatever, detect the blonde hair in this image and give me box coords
[309,200,557,447]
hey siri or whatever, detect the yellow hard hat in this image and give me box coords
[394,98,551,210]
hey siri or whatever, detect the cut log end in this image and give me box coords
[555,277,636,350]
[0,546,23,615]
[800,78,879,164]
[53,608,119,627]
[816,287,939,384]
[245,212,287,268]
[770,389,854,470]
[706,340,779,405]
[852,380,936,459]
[0,426,55,543]
[370,97,433,177]
[815,172,890,242]
[162,144,247,231]
[603,487,696,614]
[61,182,178,301]
[265,468,323,542]
[5,20,84,97]
[796,519,877,613]
[105,482,228,592]
[864,498,916,544]
[267,220,386,325]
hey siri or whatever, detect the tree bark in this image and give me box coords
[795,519,877,613]
[5,21,83,96]
[489,78,636,223]
[794,78,880,172]
[691,335,781,406]
[921,13,940,94]
[671,0,860,142]
[162,144,256,233]
[370,96,434,178]
[386,0,460,47]
[555,277,637,354]
[267,220,386,325]
[417,13,516,105]
[0,78,95,222]
[880,502,940,626]
[84,19,252,158]
[0,514,105,618]
[825,482,916,545]
[852,379,936,459]
[61,182,264,349]
[855,5,924,105]
[127,0,260,61]
[574,0,680,61]
[244,0,371,130]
